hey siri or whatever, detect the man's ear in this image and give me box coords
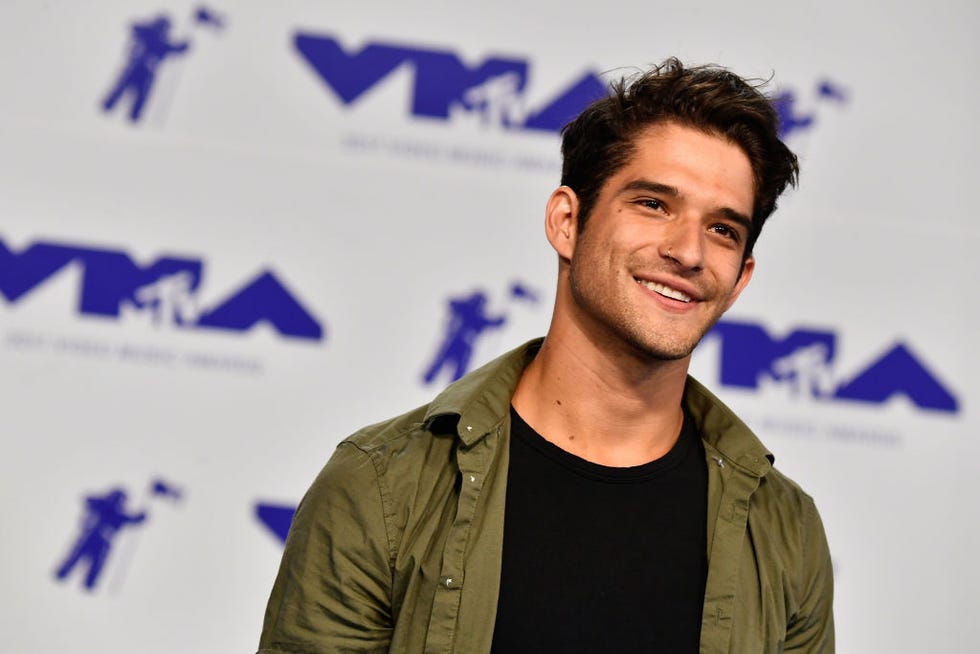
[724,255,755,311]
[544,186,579,261]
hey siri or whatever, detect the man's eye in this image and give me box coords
[711,224,740,241]
[640,199,665,211]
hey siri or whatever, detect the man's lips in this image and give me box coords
[634,277,698,303]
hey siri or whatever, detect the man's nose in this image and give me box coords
[659,218,704,271]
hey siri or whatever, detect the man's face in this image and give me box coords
[564,121,756,361]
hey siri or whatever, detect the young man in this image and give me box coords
[258,59,834,653]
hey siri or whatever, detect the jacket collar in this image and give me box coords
[684,376,774,477]
[423,337,774,477]
[424,339,542,447]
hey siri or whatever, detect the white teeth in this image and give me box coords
[637,279,692,303]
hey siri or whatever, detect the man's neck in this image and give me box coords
[511,330,691,467]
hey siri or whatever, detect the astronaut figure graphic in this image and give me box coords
[423,291,507,384]
[54,488,147,591]
[101,15,191,122]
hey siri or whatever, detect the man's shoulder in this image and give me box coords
[341,402,437,455]
[756,463,820,521]
[342,338,543,457]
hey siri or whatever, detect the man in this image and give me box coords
[258,58,834,653]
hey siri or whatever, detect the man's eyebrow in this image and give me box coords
[621,179,679,196]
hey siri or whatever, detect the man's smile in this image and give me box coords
[634,277,694,303]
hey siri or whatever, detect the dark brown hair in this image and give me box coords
[560,58,799,256]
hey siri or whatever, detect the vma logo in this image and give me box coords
[294,32,608,133]
[0,238,324,340]
[709,320,959,413]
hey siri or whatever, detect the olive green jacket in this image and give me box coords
[259,340,834,653]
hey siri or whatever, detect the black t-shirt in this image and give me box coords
[490,407,708,653]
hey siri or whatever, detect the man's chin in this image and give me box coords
[627,337,698,363]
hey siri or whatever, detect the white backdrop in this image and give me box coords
[1,1,976,652]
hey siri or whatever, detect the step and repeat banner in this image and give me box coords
[1,1,975,652]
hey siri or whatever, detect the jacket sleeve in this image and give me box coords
[784,498,835,652]
[258,442,394,654]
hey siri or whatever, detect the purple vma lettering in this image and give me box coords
[293,32,608,132]
[708,320,958,413]
[0,239,323,340]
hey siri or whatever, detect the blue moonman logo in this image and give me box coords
[709,320,959,413]
[0,238,324,341]
[101,6,226,124]
[423,291,506,384]
[422,281,539,385]
[54,479,182,592]
[293,32,608,133]
[774,79,848,138]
